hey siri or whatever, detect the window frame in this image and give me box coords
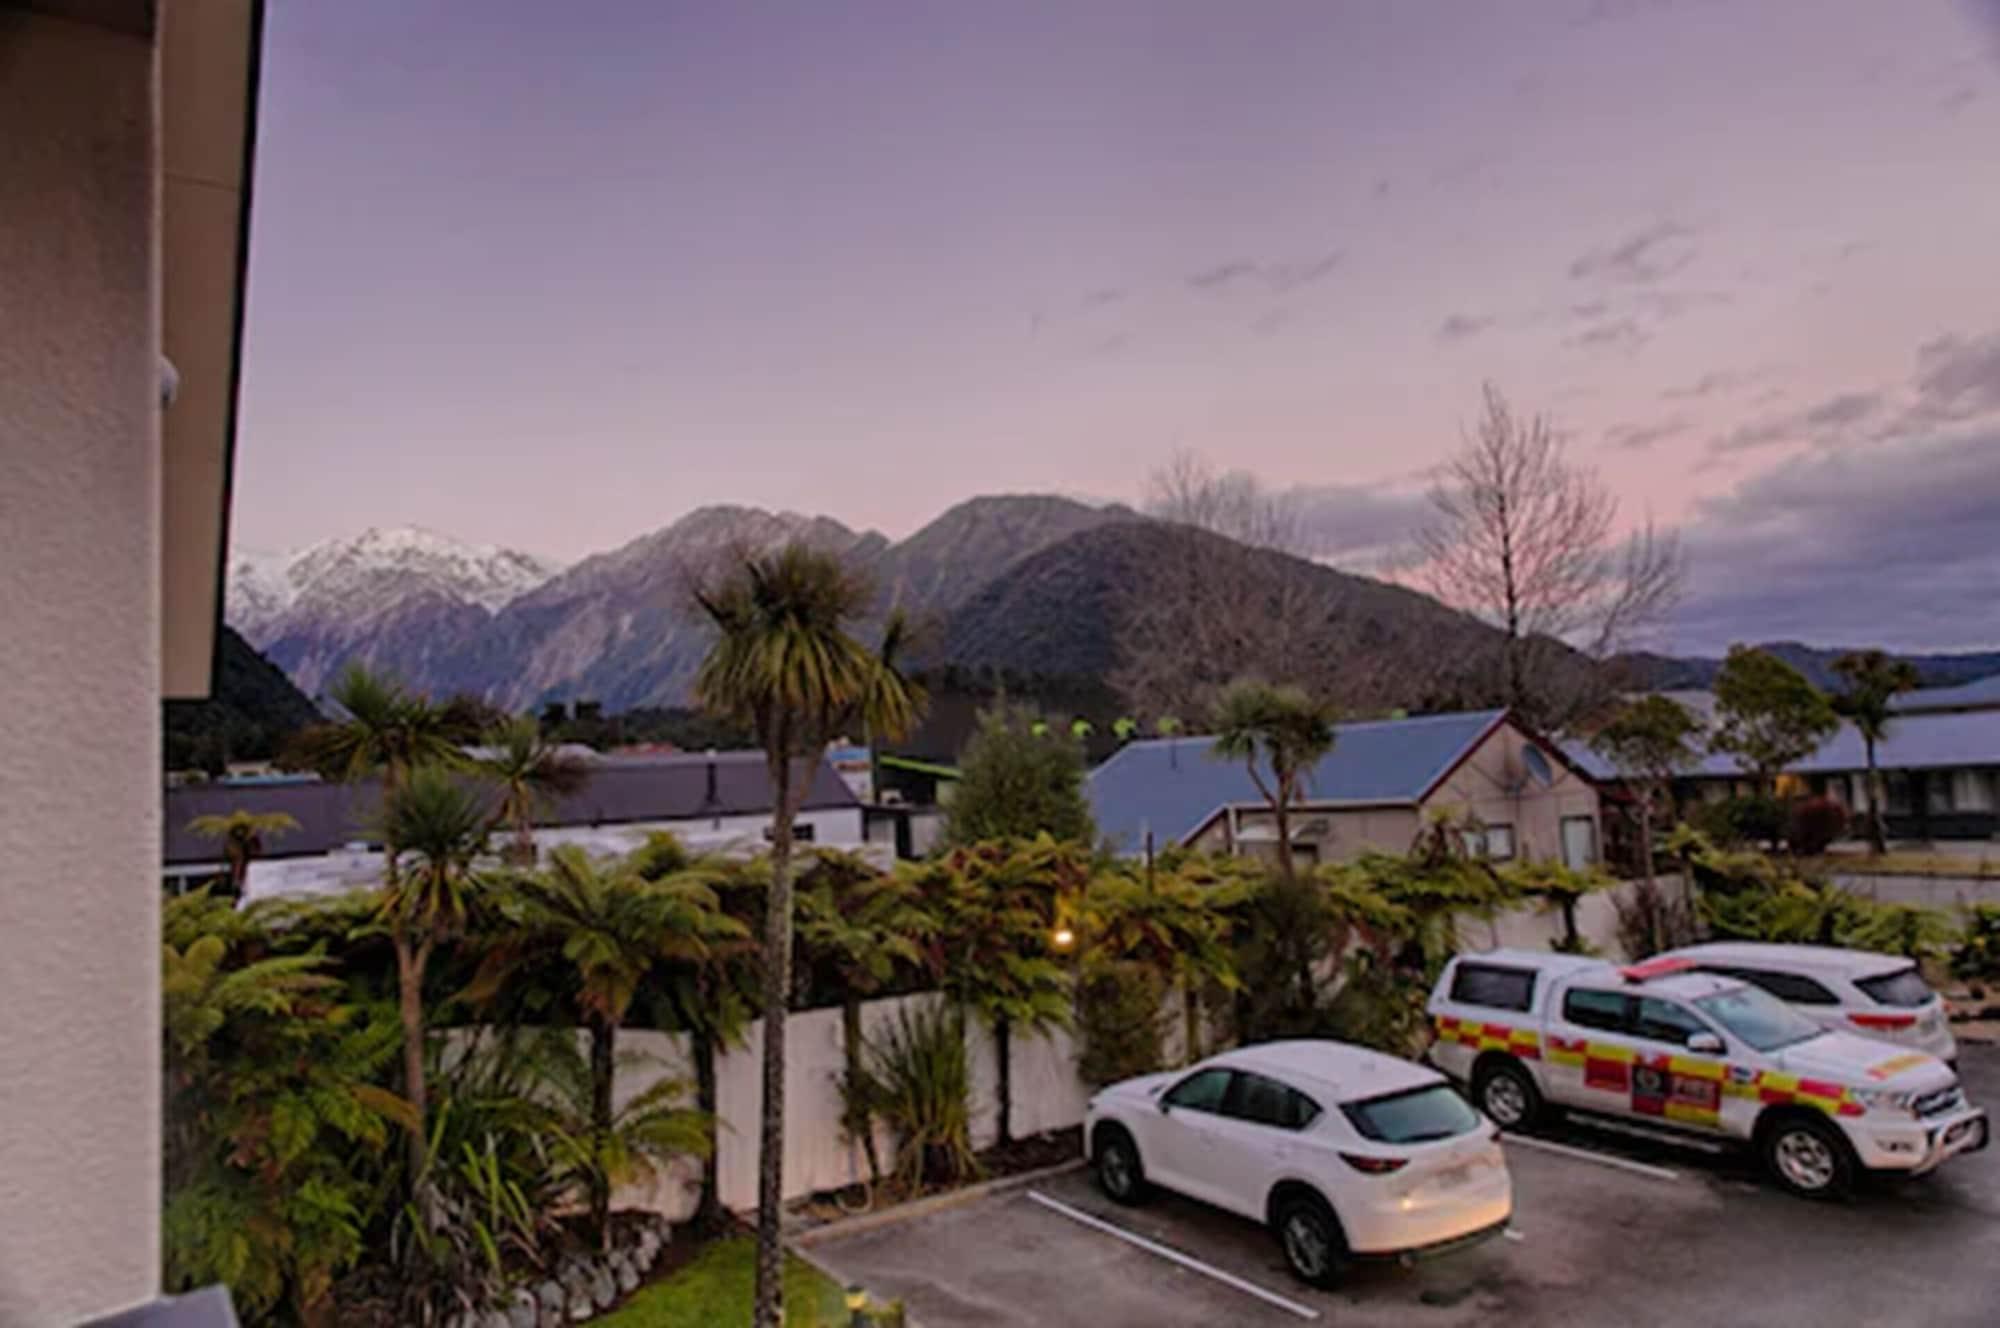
[1707,965,1840,1007]
[1560,987,1632,1033]
[1631,995,1719,1049]
[1449,961,1538,1013]
[1161,1067,1234,1115]
[1481,822,1517,862]
[1221,1070,1322,1133]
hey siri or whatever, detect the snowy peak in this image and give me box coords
[226,526,562,644]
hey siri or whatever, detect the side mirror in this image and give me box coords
[1687,1032,1724,1056]
[1158,1098,1174,1114]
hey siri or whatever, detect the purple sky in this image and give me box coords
[234,0,2000,652]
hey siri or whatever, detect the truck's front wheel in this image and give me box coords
[1473,1058,1541,1131]
[1761,1113,1855,1200]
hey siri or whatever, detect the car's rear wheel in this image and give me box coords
[1473,1059,1541,1132]
[1274,1192,1345,1289]
[1761,1114,1854,1200]
[1093,1125,1148,1205]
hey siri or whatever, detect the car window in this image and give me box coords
[1562,988,1629,1032]
[1632,997,1710,1046]
[1449,962,1536,1012]
[1714,966,1840,1006]
[1342,1083,1482,1143]
[1856,966,1933,1008]
[1162,1068,1232,1114]
[1225,1071,1321,1130]
[1695,986,1825,1053]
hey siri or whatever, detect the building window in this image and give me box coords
[1885,771,1915,816]
[763,822,816,843]
[1479,823,1516,862]
[1951,770,1994,814]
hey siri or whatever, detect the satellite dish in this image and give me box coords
[1522,746,1554,787]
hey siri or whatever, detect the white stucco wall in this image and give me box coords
[233,807,871,903]
[0,10,163,1321]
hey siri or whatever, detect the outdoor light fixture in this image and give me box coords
[845,1283,869,1325]
[1052,926,1076,951]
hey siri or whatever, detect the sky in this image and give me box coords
[233,0,2000,654]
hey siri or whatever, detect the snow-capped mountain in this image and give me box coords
[223,499,1131,707]
[225,527,563,694]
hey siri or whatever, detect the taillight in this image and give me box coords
[1850,1012,1917,1030]
[1339,1152,1409,1174]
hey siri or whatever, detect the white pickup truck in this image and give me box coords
[1425,949,1988,1198]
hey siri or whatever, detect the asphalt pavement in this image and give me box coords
[810,1045,2000,1328]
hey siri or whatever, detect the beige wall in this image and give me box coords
[0,8,163,1322]
[1194,805,1424,863]
[1425,720,1602,866]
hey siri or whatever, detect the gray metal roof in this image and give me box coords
[163,750,858,865]
[1086,709,1507,853]
[1891,673,2000,714]
[1562,706,2000,782]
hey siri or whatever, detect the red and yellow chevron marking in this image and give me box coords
[1546,1034,1588,1068]
[1433,1015,1541,1060]
[1865,1051,1931,1082]
[1719,1069,1866,1117]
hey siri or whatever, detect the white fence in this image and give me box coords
[596,883,1649,1220]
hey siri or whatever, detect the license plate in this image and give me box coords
[1434,1162,1476,1189]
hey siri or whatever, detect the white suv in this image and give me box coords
[1084,1040,1512,1287]
[1425,950,1987,1198]
[1658,941,1957,1065]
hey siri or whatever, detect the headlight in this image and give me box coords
[1851,1087,1917,1115]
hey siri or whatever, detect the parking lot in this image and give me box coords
[810,1046,2000,1327]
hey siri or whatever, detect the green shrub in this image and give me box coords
[1075,958,1167,1087]
[1689,794,1786,848]
[867,1001,978,1191]
[1953,905,2000,981]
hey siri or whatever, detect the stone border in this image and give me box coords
[789,1158,1087,1248]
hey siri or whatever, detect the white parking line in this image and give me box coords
[1503,1133,1681,1181]
[1025,1190,1321,1322]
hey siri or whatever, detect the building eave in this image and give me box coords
[159,0,262,698]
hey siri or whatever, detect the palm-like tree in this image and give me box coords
[631,837,764,1231]
[473,716,591,865]
[185,809,300,896]
[532,1036,710,1247]
[1080,861,1240,1066]
[1209,679,1338,882]
[691,542,925,1328]
[379,764,491,1178]
[479,842,743,1247]
[796,850,936,1195]
[926,835,1088,1146]
[292,665,466,795]
[1832,650,1921,855]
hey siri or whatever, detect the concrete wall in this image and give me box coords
[0,8,163,1321]
[1427,722,1602,866]
[1834,873,2000,911]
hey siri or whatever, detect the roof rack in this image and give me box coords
[1620,956,1698,983]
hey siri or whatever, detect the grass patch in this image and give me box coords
[594,1235,850,1328]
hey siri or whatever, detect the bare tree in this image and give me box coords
[1416,384,1683,728]
[1113,458,1477,725]
[1145,449,1311,556]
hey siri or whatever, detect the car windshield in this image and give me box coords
[1856,966,1933,1008]
[1341,1083,1483,1143]
[1694,984,1825,1052]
